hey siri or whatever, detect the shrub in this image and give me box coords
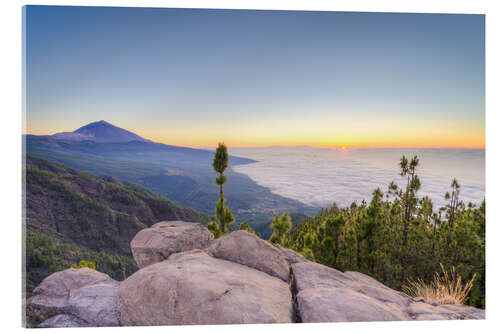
[402,264,477,305]
[206,221,223,238]
[71,260,96,270]
[239,221,257,235]
[121,266,127,280]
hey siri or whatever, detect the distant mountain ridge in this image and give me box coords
[25,121,318,238]
[28,120,255,166]
[51,120,150,143]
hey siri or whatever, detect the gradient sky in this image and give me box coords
[24,6,485,148]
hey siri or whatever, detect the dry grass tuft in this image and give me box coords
[402,263,477,305]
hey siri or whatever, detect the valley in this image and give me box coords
[25,121,319,237]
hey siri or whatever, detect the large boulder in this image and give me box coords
[26,268,120,327]
[292,262,411,322]
[208,230,290,281]
[297,288,409,322]
[131,221,214,268]
[292,262,484,322]
[118,249,293,325]
[67,280,120,326]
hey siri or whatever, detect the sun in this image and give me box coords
[341,146,347,151]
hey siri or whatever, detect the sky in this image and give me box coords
[24,6,485,148]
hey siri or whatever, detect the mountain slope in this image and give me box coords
[25,134,255,170]
[53,120,150,142]
[26,135,318,238]
[24,156,210,292]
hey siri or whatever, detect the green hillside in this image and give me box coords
[24,156,210,293]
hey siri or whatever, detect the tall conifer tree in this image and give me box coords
[212,143,234,233]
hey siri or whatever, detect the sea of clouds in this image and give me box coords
[231,147,485,209]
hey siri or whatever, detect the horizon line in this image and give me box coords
[195,144,486,150]
[23,132,485,150]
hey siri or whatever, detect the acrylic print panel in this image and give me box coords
[22,5,485,328]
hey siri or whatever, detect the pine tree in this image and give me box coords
[283,155,485,308]
[212,143,234,233]
[445,178,460,229]
[269,213,292,246]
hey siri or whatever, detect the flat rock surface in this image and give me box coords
[131,221,214,268]
[118,249,293,326]
[37,314,89,328]
[208,230,291,281]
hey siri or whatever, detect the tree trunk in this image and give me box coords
[356,238,361,270]
[431,221,437,255]
[220,181,225,233]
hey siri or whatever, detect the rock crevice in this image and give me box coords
[289,266,302,323]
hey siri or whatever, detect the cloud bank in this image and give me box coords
[232,147,485,209]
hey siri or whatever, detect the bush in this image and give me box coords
[402,264,477,305]
[71,260,96,269]
[206,221,223,238]
[239,221,257,235]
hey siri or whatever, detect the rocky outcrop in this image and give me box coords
[118,250,293,325]
[292,262,411,322]
[208,230,291,281]
[131,221,214,268]
[26,267,120,327]
[291,261,484,322]
[27,220,485,328]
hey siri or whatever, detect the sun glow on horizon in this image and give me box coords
[24,7,484,154]
[24,122,485,151]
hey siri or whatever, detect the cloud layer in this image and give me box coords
[232,147,485,209]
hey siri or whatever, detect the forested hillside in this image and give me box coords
[24,156,209,292]
[269,157,485,308]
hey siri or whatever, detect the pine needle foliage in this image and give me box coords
[206,221,223,239]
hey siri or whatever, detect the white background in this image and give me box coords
[1,0,498,332]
